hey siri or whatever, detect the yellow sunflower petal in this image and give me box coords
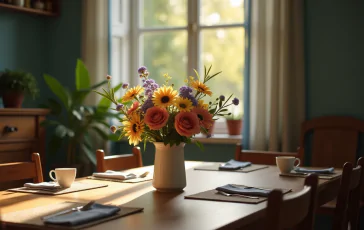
[152,86,178,108]
[122,85,144,102]
[122,113,144,145]
[175,97,193,112]
[191,80,212,96]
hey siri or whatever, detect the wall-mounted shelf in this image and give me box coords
[0,2,59,17]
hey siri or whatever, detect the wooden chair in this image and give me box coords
[96,147,143,172]
[265,174,319,230]
[0,153,43,184]
[318,159,364,230]
[235,143,301,165]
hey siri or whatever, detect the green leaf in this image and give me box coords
[108,133,120,142]
[195,140,204,151]
[55,125,67,138]
[92,126,109,140]
[75,59,90,90]
[72,110,82,120]
[97,83,123,112]
[80,143,96,165]
[47,98,62,115]
[43,74,70,109]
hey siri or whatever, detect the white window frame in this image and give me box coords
[111,0,247,134]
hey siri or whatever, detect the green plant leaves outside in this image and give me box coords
[75,59,90,90]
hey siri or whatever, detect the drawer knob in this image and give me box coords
[4,126,18,133]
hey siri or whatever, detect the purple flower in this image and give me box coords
[116,103,124,111]
[106,75,112,80]
[232,98,239,106]
[141,98,154,113]
[219,95,225,101]
[142,78,159,97]
[138,66,147,74]
[186,94,198,106]
[179,86,193,97]
[122,83,129,89]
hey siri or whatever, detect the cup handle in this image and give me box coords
[49,170,57,182]
[294,158,301,168]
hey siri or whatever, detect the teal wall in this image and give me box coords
[305,0,364,120]
[0,0,82,169]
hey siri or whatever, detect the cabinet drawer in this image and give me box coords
[0,116,36,140]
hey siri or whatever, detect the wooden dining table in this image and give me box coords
[0,161,342,230]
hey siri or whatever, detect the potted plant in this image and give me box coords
[226,106,243,135]
[40,59,122,176]
[0,69,39,108]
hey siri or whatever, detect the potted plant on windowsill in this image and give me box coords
[226,104,243,135]
[0,69,39,108]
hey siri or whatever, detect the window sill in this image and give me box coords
[193,134,242,144]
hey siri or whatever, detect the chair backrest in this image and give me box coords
[265,174,318,230]
[347,157,364,230]
[0,153,43,183]
[235,143,302,165]
[299,116,364,167]
[333,162,362,230]
[96,147,143,172]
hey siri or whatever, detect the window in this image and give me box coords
[111,0,248,134]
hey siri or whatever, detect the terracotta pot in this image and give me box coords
[2,91,24,108]
[226,119,243,135]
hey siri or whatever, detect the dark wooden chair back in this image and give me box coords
[299,116,364,168]
[235,143,302,165]
[332,162,362,230]
[265,174,318,230]
[0,153,43,183]
[348,157,364,230]
[96,147,143,172]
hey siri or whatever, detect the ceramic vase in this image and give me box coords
[152,142,186,192]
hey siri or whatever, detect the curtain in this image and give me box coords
[81,0,109,105]
[247,0,305,152]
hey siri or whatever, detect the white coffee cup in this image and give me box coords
[276,156,300,173]
[49,168,76,188]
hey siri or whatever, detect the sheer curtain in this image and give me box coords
[81,0,109,105]
[247,0,305,152]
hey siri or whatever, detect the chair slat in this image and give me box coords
[96,147,143,172]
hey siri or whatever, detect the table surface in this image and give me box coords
[0,162,342,230]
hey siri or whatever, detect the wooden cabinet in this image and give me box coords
[0,109,48,189]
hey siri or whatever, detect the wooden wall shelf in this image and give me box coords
[0,2,58,17]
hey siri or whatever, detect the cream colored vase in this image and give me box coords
[153,142,186,192]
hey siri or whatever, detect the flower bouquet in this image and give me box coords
[95,66,239,191]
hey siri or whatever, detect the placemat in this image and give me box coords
[86,176,152,183]
[185,185,292,204]
[1,202,143,230]
[194,163,269,173]
[279,172,341,180]
[7,182,108,195]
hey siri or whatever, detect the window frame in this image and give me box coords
[111,0,249,135]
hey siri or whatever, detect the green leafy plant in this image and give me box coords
[0,69,39,98]
[41,59,122,166]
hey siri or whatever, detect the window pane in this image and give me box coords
[200,28,244,115]
[200,0,244,26]
[140,0,187,28]
[141,31,187,87]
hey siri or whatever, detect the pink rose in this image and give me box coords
[174,112,200,137]
[145,107,169,130]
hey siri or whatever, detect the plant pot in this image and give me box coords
[2,91,24,108]
[226,119,243,135]
[153,142,186,192]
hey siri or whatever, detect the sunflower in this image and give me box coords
[174,97,193,112]
[122,113,144,145]
[198,100,209,109]
[152,86,177,108]
[122,85,144,102]
[191,80,212,96]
